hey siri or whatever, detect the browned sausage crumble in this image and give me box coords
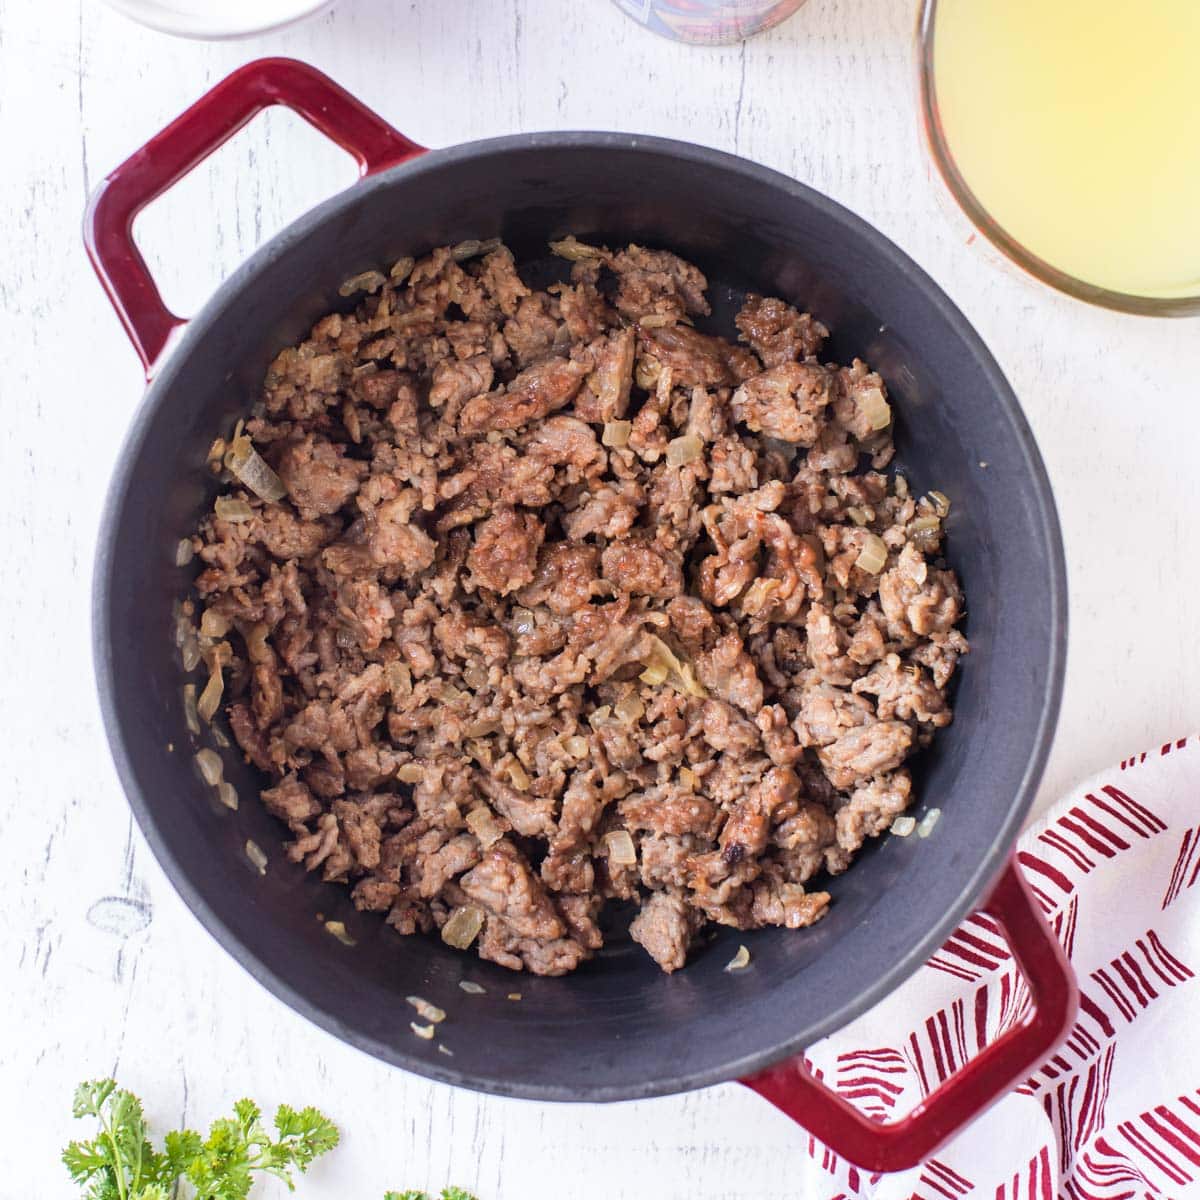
[185,238,967,976]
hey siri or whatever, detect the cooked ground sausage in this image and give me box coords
[185,239,966,976]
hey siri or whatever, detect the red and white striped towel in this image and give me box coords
[803,736,1200,1199]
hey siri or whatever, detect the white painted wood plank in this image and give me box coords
[2,1,1197,1196]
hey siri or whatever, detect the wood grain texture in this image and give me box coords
[2,1,1197,1196]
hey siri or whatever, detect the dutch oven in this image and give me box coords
[87,59,1074,1171]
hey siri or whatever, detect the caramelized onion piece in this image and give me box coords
[224,435,286,503]
[182,684,200,736]
[245,840,268,875]
[325,919,357,946]
[603,829,637,866]
[214,496,254,523]
[466,806,504,849]
[666,433,703,467]
[194,748,223,787]
[602,420,632,448]
[407,995,447,1023]
[197,666,224,722]
[855,533,888,575]
[859,387,892,432]
[441,905,485,950]
[725,945,751,972]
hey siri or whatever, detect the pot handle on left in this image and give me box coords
[741,859,1078,1174]
[84,57,426,378]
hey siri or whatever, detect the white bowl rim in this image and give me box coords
[98,0,334,40]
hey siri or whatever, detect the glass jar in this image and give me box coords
[612,0,808,44]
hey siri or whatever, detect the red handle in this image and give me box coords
[84,57,426,378]
[741,859,1079,1173]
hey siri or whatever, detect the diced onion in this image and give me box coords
[910,516,941,534]
[505,759,530,791]
[438,1044,454,1056]
[917,808,941,838]
[725,945,751,972]
[459,980,486,995]
[339,269,387,296]
[441,905,485,950]
[740,577,780,616]
[466,807,504,849]
[182,684,200,736]
[181,636,202,673]
[211,725,230,749]
[614,691,644,724]
[602,421,632,448]
[666,433,703,467]
[512,608,537,636]
[390,255,415,283]
[603,829,637,866]
[507,992,522,1001]
[586,705,612,729]
[675,661,708,699]
[199,609,231,638]
[549,235,604,262]
[894,474,910,499]
[407,995,447,1023]
[465,718,500,738]
[410,1021,435,1040]
[679,767,695,791]
[386,661,413,698]
[855,533,888,575]
[175,538,195,566]
[225,436,287,503]
[195,748,223,787]
[641,636,707,699]
[197,666,224,723]
[635,357,661,390]
[325,919,357,946]
[891,816,917,837]
[563,735,588,759]
[463,665,489,690]
[216,781,239,811]
[206,437,227,473]
[466,739,493,768]
[245,839,268,874]
[214,496,254,522]
[451,237,499,262]
[396,763,425,783]
[859,386,892,431]
[928,490,951,518]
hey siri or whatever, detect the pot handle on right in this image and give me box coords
[740,859,1079,1174]
[84,57,426,378]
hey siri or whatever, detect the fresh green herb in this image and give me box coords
[62,1079,338,1200]
[385,1191,478,1200]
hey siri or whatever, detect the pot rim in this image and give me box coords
[93,130,1068,1101]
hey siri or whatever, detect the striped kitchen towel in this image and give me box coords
[804,736,1200,1199]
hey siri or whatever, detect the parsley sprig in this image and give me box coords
[385,1191,477,1200]
[63,1079,339,1200]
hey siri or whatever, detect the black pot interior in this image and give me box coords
[96,136,1064,1101]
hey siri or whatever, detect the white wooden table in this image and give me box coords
[4,2,1198,1197]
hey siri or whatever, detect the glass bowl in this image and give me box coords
[919,0,1200,316]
